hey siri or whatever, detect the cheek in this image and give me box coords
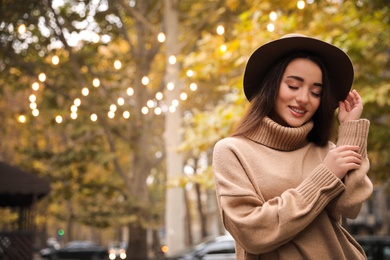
[276,86,291,103]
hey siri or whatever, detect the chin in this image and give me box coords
[285,118,309,127]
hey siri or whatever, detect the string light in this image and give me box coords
[216,25,225,35]
[156,92,163,100]
[267,23,275,32]
[168,55,176,65]
[186,70,194,77]
[172,99,179,107]
[157,32,166,43]
[169,106,176,113]
[52,55,60,65]
[180,93,187,100]
[18,115,26,123]
[123,111,130,119]
[92,78,100,87]
[269,11,277,21]
[18,24,26,34]
[147,100,155,108]
[219,44,227,53]
[297,0,305,9]
[29,94,36,102]
[20,28,207,123]
[154,107,162,115]
[38,73,46,82]
[55,115,63,123]
[74,98,81,106]
[117,97,124,106]
[30,102,37,110]
[142,76,149,85]
[71,113,77,119]
[114,60,122,70]
[108,111,115,118]
[32,82,39,91]
[141,107,149,114]
[167,82,174,91]
[90,114,98,121]
[127,87,134,96]
[110,104,117,112]
[91,32,100,43]
[190,83,197,91]
[82,87,89,96]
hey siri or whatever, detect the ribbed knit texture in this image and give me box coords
[245,117,313,151]
[338,119,370,157]
[213,117,373,260]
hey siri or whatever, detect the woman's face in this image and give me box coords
[272,58,322,127]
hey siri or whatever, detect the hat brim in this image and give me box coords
[243,35,354,105]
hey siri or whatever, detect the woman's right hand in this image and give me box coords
[323,145,362,179]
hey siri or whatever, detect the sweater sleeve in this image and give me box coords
[212,140,345,254]
[327,119,373,219]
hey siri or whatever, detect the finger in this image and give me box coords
[345,162,361,171]
[351,90,362,106]
[338,101,345,111]
[340,150,362,159]
[344,155,362,165]
[343,155,362,166]
[352,89,361,101]
[336,145,360,152]
[344,100,352,112]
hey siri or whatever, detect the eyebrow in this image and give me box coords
[287,75,323,87]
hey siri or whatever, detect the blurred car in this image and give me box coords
[40,238,61,260]
[355,236,390,260]
[41,240,108,260]
[108,241,127,260]
[167,234,235,260]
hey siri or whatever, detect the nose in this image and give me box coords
[296,89,309,104]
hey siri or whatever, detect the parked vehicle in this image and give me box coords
[355,236,390,260]
[41,240,108,260]
[108,241,127,260]
[167,235,235,260]
[40,238,61,259]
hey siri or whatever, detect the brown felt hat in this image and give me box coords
[243,33,354,104]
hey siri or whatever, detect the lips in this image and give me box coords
[289,106,306,115]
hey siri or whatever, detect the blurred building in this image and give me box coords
[0,162,50,260]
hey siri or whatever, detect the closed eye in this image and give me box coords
[288,85,299,90]
[310,91,321,98]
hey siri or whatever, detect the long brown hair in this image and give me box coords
[232,51,337,147]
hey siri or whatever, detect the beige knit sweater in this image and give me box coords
[212,117,372,260]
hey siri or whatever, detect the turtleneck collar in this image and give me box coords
[244,117,313,151]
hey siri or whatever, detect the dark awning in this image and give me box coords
[0,162,50,207]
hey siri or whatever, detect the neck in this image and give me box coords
[244,117,313,151]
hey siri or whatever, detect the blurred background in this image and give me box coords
[0,0,389,259]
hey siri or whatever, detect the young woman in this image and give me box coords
[212,34,373,259]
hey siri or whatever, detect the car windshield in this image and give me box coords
[65,241,97,249]
[187,235,234,253]
[109,241,127,249]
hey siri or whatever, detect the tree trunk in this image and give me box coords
[195,182,207,238]
[164,0,186,256]
[184,188,193,246]
[127,223,148,260]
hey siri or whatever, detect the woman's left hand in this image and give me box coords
[338,89,363,124]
